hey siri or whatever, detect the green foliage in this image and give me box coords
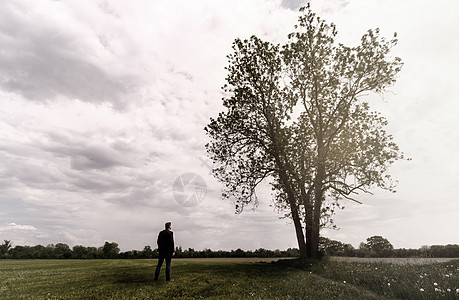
[205,4,403,258]
[55,243,73,259]
[319,237,355,257]
[360,236,394,257]
[0,240,12,257]
[102,241,120,259]
[430,245,459,258]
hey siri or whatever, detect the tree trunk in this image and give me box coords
[306,170,325,259]
[305,212,313,258]
[290,204,307,258]
[307,136,326,259]
[272,147,307,258]
[311,190,322,259]
[275,170,307,258]
[308,221,320,259]
[304,211,322,258]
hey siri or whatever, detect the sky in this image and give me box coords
[0,0,458,252]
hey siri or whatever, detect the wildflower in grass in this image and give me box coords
[434,282,438,286]
[435,288,440,292]
[420,288,425,292]
[343,281,346,284]
[447,288,451,292]
[387,283,390,287]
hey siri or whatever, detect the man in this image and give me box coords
[154,222,175,281]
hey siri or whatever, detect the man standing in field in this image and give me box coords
[154,222,175,281]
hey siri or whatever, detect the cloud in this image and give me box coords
[0,222,37,232]
[0,222,44,246]
[281,0,306,11]
[0,1,137,109]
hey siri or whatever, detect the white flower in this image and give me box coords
[343,281,346,284]
[434,282,438,286]
[420,288,425,292]
[387,283,391,287]
[447,289,451,292]
[435,288,440,292]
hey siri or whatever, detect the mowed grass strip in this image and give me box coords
[0,259,384,299]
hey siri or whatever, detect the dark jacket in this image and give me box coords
[157,229,174,255]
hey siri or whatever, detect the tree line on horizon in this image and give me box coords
[1,236,458,259]
[0,240,300,260]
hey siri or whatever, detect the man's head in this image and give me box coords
[165,222,172,230]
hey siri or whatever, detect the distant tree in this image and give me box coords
[102,241,120,259]
[73,245,88,259]
[142,245,154,258]
[43,244,56,258]
[284,248,300,257]
[419,245,431,258]
[9,245,32,259]
[430,244,459,258]
[0,240,12,258]
[86,246,101,259]
[393,248,420,258]
[175,246,183,257]
[232,249,246,257]
[182,248,196,258]
[319,237,355,256]
[31,245,47,259]
[205,4,403,258]
[254,248,269,258]
[202,248,213,258]
[55,243,72,259]
[363,235,394,257]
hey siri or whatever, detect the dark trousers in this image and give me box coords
[155,253,172,281]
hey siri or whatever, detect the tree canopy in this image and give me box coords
[205,4,403,258]
[360,235,395,257]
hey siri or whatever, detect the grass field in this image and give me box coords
[0,258,458,299]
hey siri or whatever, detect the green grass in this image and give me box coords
[309,258,459,300]
[0,258,458,299]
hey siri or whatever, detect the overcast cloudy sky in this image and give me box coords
[1,0,458,252]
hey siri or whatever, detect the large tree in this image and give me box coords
[361,235,394,257]
[205,5,403,258]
